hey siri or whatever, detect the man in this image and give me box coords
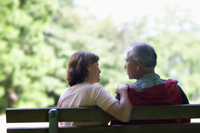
[111,42,190,125]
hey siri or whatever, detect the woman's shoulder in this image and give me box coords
[77,82,102,87]
[90,83,104,88]
[79,83,105,91]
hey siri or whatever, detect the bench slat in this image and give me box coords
[130,104,200,120]
[6,104,200,123]
[6,108,51,123]
[7,127,48,133]
[7,123,200,133]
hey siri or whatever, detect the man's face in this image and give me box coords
[124,51,137,79]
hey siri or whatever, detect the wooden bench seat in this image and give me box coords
[6,104,200,133]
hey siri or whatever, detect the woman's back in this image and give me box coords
[57,82,117,126]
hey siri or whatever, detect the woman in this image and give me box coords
[57,51,132,126]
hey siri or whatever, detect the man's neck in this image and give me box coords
[137,67,155,80]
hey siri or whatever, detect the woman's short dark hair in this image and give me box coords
[66,51,99,86]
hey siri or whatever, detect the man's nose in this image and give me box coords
[124,63,127,69]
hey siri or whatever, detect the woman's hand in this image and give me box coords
[115,84,129,94]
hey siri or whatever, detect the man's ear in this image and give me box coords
[136,60,141,70]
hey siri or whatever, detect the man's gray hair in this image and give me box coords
[129,42,157,68]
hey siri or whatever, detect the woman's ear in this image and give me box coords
[87,65,90,72]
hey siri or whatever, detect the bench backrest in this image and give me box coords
[6,104,200,133]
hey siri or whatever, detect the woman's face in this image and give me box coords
[87,62,101,84]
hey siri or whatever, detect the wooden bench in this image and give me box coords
[6,104,200,133]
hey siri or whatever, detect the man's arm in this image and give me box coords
[106,84,132,122]
[177,85,189,104]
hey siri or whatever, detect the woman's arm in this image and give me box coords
[106,84,132,122]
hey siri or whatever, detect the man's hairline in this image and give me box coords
[128,47,136,63]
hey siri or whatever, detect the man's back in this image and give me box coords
[115,42,190,125]
[111,74,190,125]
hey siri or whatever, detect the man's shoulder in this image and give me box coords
[128,78,178,92]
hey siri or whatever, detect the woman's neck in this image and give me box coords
[84,78,92,84]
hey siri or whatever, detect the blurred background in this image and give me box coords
[0,0,200,132]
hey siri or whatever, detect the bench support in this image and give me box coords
[49,108,59,133]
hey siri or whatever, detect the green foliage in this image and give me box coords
[0,0,60,113]
[146,5,200,100]
[0,0,200,114]
[46,1,129,97]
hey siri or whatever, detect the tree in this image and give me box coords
[146,5,200,101]
[109,4,200,101]
[1,1,199,114]
[46,0,129,97]
[0,0,58,113]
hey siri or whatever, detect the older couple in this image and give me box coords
[57,42,190,126]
